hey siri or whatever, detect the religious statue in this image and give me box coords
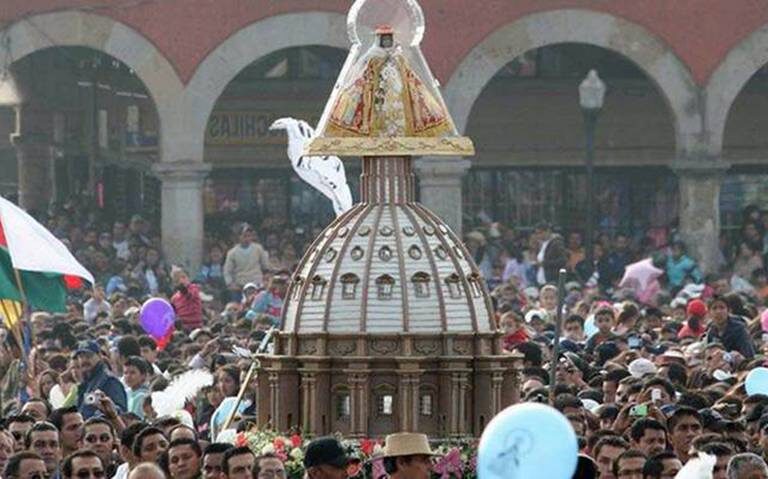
[325,25,452,138]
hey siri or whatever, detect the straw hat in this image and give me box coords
[384,433,436,458]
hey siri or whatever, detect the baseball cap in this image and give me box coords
[686,299,707,318]
[74,340,100,356]
[628,358,657,379]
[303,437,350,469]
[525,309,548,324]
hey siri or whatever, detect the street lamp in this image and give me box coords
[0,70,20,107]
[579,69,606,270]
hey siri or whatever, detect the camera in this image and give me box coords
[84,393,98,406]
[629,404,648,417]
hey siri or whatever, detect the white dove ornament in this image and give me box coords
[270,117,353,217]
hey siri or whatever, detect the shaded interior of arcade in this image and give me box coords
[1,42,768,246]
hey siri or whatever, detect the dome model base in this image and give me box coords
[254,156,522,438]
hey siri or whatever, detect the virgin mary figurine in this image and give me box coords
[325,25,452,139]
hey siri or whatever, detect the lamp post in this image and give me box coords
[578,69,606,270]
[0,70,20,108]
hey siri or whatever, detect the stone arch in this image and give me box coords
[1,10,184,160]
[182,12,349,161]
[706,23,768,156]
[443,9,700,155]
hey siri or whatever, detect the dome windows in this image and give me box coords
[468,273,483,298]
[411,272,431,298]
[291,276,304,300]
[376,274,395,300]
[310,275,327,300]
[340,273,360,299]
[445,273,462,299]
[350,246,364,260]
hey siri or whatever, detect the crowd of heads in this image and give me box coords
[2,199,768,477]
[482,214,768,477]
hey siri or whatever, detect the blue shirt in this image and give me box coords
[666,255,702,288]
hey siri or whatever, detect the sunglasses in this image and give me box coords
[74,469,105,479]
[10,431,24,440]
[85,433,112,444]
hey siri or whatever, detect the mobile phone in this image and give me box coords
[629,404,648,417]
[651,389,662,404]
[628,336,642,349]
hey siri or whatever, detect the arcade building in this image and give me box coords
[1,1,768,275]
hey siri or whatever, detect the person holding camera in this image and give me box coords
[74,341,127,419]
[170,266,203,333]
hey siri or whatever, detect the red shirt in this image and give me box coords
[503,329,530,351]
[171,283,203,331]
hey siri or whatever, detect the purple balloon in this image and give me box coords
[139,298,176,339]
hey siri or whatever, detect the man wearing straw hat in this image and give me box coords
[382,433,435,479]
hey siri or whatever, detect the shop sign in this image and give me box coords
[206,111,320,146]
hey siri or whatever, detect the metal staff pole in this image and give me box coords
[549,269,568,404]
[222,327,276,431]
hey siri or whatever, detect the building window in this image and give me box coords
[310,275,327,301]
[376,275,395,300]
[292,276,304,300]
[340,273,360,300]
[419,394,434,416]
[378,395,394,416]
[468,273,483,298]
[335,391,351,419]
[411,272,431,298]
[445,274,462,299]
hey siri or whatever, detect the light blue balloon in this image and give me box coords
[584,315,598,338]
[478,403,578,479]
[746,367,768,396]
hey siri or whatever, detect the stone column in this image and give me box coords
[673,161,728,276]
[10,133,52,213]
[348,372,370,438]
[152,161,211,273]
[415,157,471,235]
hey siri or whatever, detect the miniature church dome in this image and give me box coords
[282,173,494,334]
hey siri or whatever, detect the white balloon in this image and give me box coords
[478,403,578,479]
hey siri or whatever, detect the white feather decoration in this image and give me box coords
[675,452,716,479]
[150,369,214,418]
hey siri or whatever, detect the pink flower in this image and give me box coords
[290,434,302,448]
[273,437,286,451]
[234,433,248,448]
[433,448,464,479]
[360,439,375,456]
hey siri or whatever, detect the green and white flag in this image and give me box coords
[0,196,93,312]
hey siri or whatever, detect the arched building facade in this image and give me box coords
[2,1,768,273]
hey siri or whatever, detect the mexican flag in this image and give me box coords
[0,196,94,314]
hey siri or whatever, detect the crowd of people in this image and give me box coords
[3,197,768,477]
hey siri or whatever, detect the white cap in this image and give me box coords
[629,358,658,379]
[581,398,601,413]
[525,309,549,324]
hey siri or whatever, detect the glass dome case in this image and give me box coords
[306,0,474,157]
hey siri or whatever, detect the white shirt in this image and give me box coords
[536,238,551,285]
[111,463,128,479]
